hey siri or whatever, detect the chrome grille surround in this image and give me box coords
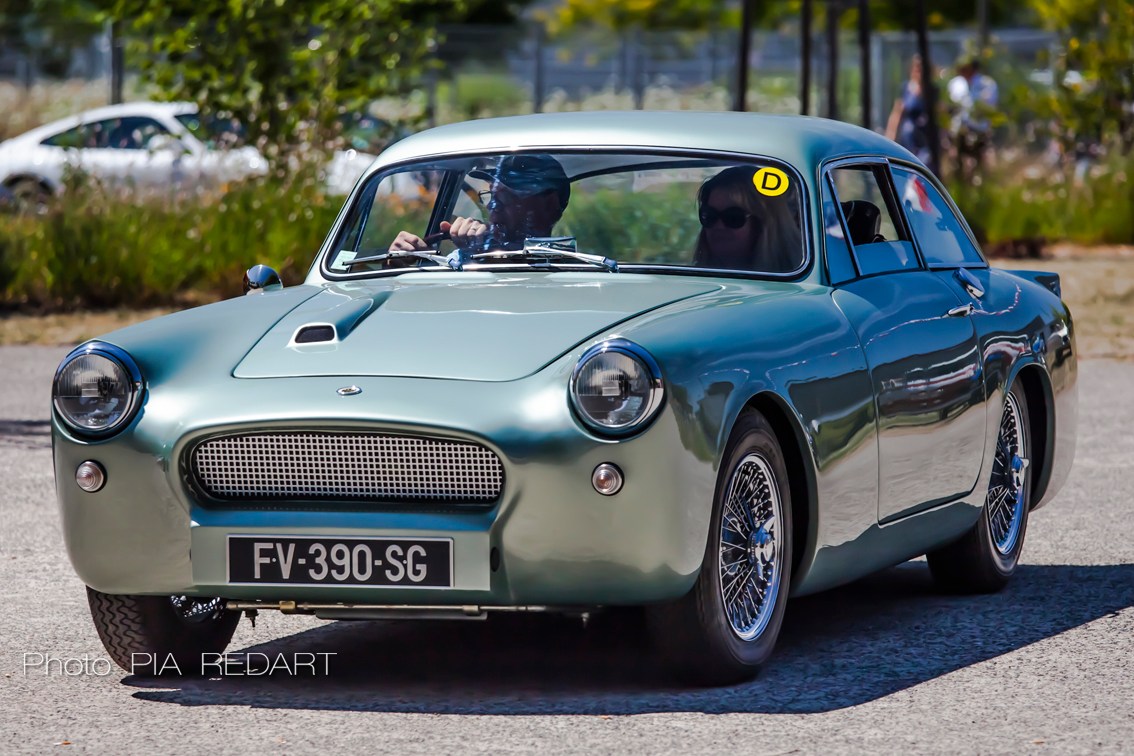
[190,431,504,505]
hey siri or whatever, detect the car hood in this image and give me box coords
[233,272,721,381]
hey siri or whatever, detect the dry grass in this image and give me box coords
[2,250,1131,358]
[0,307,176,347]
[1000,247,1134,360]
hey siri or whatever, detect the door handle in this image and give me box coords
[946,303,974,318]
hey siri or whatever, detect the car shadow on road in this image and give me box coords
[124,562,1133,714]
[0,419,52,449]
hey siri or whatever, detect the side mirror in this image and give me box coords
[243,264,282,295]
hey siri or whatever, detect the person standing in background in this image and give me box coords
[886,55,933,166]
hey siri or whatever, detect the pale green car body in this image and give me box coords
[53,112,1077,613]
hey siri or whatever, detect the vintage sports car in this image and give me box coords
[52,111,1076,685]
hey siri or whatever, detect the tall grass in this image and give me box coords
[949,154,1134,247]
[0,171,342,310]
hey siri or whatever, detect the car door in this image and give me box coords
[70,116,179,190]
[825,159,985,523]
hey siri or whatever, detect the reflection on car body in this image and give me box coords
[51,111,1076,686]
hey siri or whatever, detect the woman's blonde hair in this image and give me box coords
[692,165,804,272]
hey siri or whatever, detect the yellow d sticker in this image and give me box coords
[753,167,790,197]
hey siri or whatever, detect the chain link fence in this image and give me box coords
[1,22,1058,142]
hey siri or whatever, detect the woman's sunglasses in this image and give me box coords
[699,206,752,229]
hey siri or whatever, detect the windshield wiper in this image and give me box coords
[472,237,619,272]
[341,249,463,271]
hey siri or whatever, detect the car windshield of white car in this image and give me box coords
[325,152,806,278]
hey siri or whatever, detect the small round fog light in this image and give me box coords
[592,463,624,496]
[75,461,106,493]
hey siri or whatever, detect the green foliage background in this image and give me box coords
[0,175,339,309]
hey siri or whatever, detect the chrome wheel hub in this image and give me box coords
[718,453,783,642]
[170,595,225,624]
[987,392,1029,555]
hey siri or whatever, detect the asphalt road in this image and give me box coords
[1,345,1130,754]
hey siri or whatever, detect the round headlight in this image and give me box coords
[570,339,664,435]
[52,344,143,438]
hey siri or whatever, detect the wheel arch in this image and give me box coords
[3,173,58,194]
[741,391,817,581]
[1010,362,1055,510]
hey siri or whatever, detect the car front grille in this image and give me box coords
[189,431,504,507]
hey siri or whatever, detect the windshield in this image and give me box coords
[324,151,806,277]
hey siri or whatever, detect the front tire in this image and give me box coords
[927,382,1032,593]
[86,588,239,675]
[648,411,792,686]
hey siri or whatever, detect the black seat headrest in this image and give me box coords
[841,200,883,245]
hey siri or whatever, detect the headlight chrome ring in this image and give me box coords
[52,342,144,439]
[570,338,664,436]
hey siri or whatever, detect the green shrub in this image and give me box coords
[0,171,342,310]
[447,71,530,120]
[560,186,700,262]
[950,154,1134,247]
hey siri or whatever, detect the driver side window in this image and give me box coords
[328,168,441,270]
[828,165,918,277]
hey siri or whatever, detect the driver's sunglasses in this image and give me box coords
[699,206,752,229]
[478,186,516,209]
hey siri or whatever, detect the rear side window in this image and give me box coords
[892,167,985,267]
[829,165,918,276]
[41,117,171,150]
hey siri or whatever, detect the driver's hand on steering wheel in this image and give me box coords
[445,217,488,249]
[389,230,431,252]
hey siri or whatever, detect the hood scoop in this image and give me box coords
[291,324,337,345]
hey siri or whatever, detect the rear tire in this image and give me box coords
[86,587,239,675]
[647,410,792,686]
[927,382,1032,593]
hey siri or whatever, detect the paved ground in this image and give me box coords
[0,346,1130,754]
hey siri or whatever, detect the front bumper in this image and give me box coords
[54,368,716,607]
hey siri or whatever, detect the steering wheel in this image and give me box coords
[423,229,451,245]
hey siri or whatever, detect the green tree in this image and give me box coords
[0,0,107,78]
[1026,0,1134,152]
[540,0,734,34]
[541,0,1033,34]
[112,0,466,158]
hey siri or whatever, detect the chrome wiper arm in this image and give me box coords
[342,250,463,271]
[471,239,618,272]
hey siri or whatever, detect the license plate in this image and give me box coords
[227,536,453,588]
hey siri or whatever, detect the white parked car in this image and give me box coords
[0,101,379,207]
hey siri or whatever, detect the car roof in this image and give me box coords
[11,101,197,143]
[371,111,918,176]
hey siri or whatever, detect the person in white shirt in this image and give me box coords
[947,57,999,178]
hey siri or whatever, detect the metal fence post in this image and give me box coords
[826,0,840,120]
[858,0,871,130]
[532,23,545,113]
[110,20,124,105]
[800,0,812,116]
[734,0,753,111]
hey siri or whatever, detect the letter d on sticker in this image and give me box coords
[753,167,789,197]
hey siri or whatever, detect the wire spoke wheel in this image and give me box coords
[987,390,1028,555]
[717,452,783,642]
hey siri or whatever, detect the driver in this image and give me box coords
[390,154,570,253]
